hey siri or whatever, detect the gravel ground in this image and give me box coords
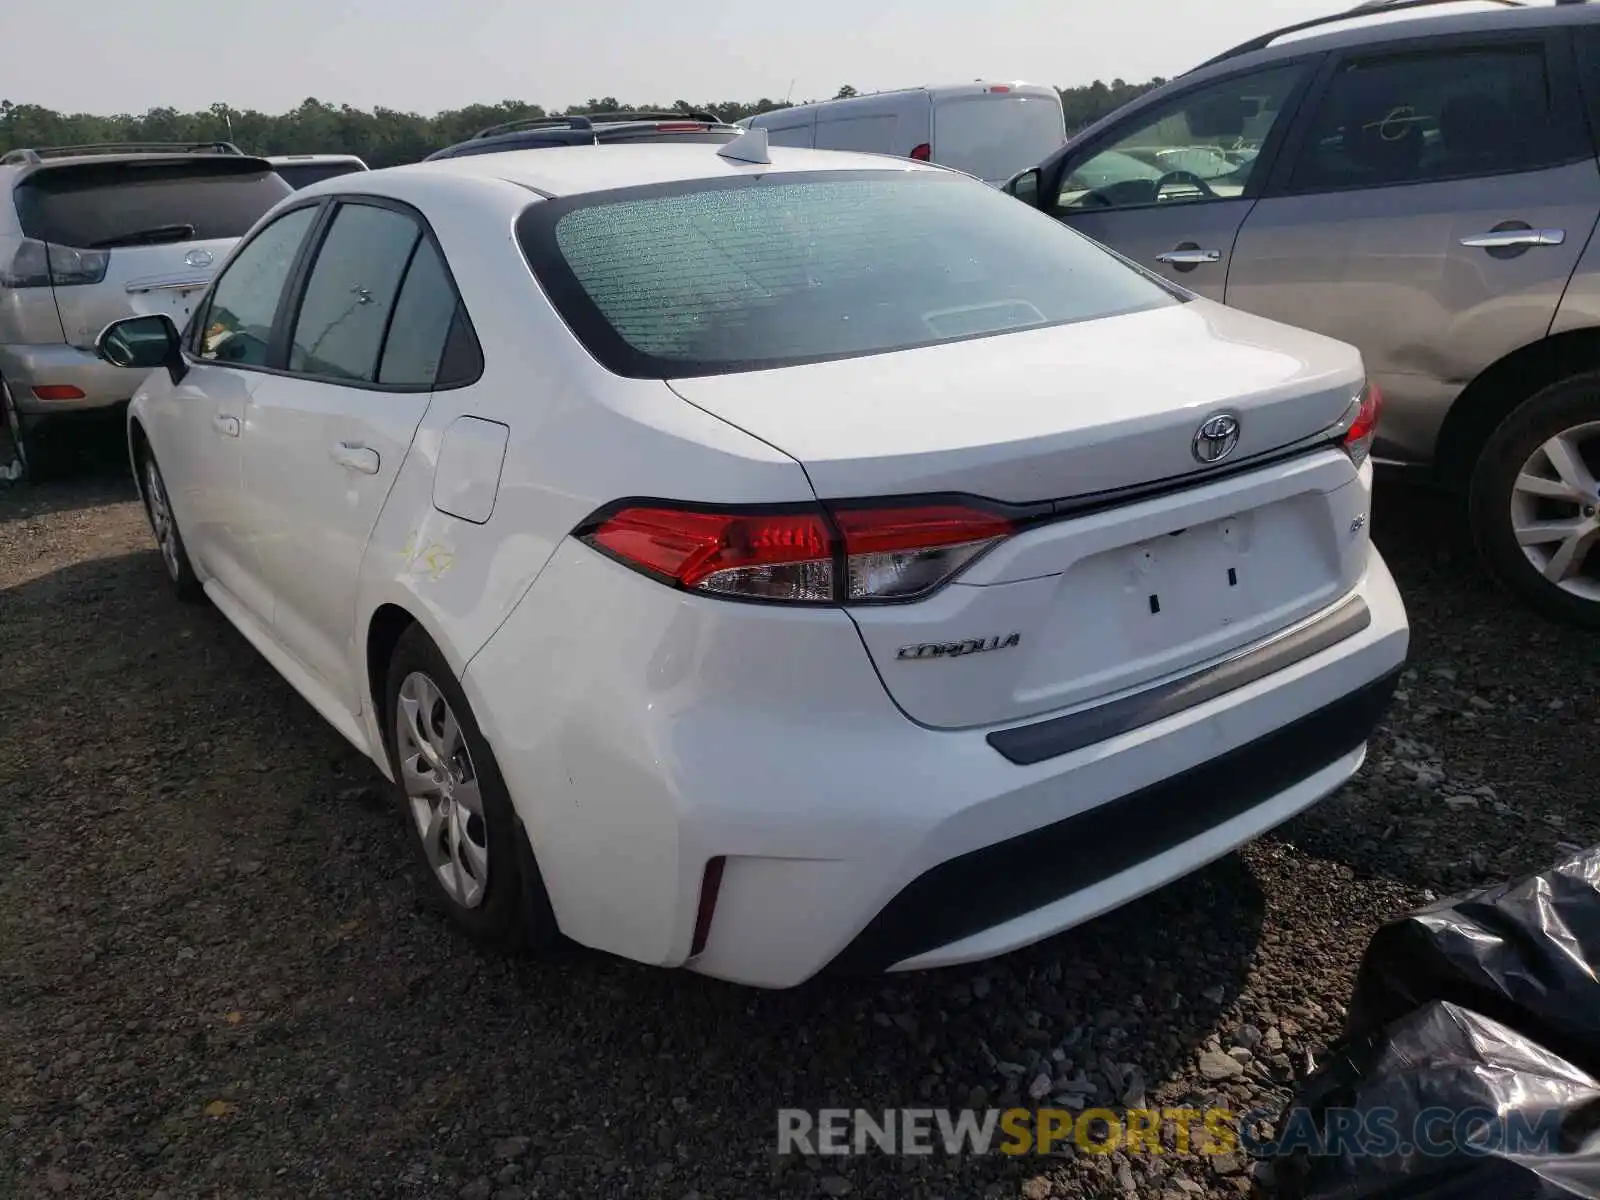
[2,440,1597,1200]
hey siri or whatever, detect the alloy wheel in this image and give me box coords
[144,460,182,582]
[395,671,490,909]
[1508,420,1600,603]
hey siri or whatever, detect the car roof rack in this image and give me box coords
[582,109,727,125]
[0,140,246,166]
[1193,0,1528,70]
[471,116,596,139]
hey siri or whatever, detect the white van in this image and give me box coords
[745,83,1066,185]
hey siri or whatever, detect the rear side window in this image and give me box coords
[14,161,292,249]
[933,96,1066,183]
[289,203,418,382]
[378,239,466,386]
[517,169,1181,379]
[273,161,366,190]
[1288,43,1583,192]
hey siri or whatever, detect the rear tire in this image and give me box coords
[384,624,559,952]
[0,377,44,482]
[135,447,204,602]
[1469,373,1600,629]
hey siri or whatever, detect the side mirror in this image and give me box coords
[1006,168,1042,208]
[95,314,188,384]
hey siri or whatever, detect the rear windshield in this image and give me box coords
[272,161,366,190]
[15,160,292,248]
[933,96,1067,183]
[516,169,1180,379]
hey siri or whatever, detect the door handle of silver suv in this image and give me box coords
[212,414,240,438]
[331,442,381,475]
[1156,248,1222,265]
[1460,229,1566,249]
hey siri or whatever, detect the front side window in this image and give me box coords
[288,203,420,382]
[1288,44,1577,192]
[517,169,1182,379]
[197,204,319,367]
[1058,65,1307,211]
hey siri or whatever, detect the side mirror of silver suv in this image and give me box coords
[95,315,188,384]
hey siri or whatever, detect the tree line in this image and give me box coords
[0,79,1163,169]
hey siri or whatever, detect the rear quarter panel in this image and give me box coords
[350,175,818,758]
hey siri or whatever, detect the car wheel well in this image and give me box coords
[128,419,151,501]
[1433,327,1600,492]
[366,604,417,748]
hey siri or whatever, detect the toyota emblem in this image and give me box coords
[184,248,214,269]
[1192,413,1242,465]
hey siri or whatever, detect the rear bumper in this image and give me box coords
[465,540,1409,989]
[0,343,137,414]
[832,668,1397,974]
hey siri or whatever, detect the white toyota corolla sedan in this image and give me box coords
[95,132,1409,988]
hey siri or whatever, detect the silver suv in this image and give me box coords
[1005,0,1600,628]
[0,142,290,477]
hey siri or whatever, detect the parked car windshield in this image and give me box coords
[932,95,1067,184]
[271,161,366,189]
[14,160,291,248]
[517,168,1181,379]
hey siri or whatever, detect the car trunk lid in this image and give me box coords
[670,300,1372,729]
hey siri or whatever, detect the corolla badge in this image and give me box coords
[1192,413,1242,465]
[184,248,214,269]
[896,633,1021,661]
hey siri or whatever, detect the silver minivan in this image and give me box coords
[1005,0,1600,628]
[0,143,290,477]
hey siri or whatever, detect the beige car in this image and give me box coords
[1006,0,1600,628]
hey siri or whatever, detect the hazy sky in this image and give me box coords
[3,0,1384,116]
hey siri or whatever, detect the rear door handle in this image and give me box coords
[331,442,380,475]
[212,414,240,438]
[1156,248,1222,265]
[1460,228,1565,249]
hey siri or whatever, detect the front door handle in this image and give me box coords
[331,442,380,475]
[1156,247,1222,266]
[212,413,240,438]
[1460,228,1565,249]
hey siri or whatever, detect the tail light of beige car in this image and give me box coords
[1343,382,1382,468]
[578,501,1017,604]
[0,238,110,288]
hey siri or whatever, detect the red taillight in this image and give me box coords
[987,85,1012,93]
[653,122,708,132]
[579,501,1013,604]
[1343,382,1383,467]
[909,143,932,161]
[32,385,85,401]
[584,506,834,601]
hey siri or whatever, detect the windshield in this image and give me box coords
[272,161,366,189]
[15,160,291,248]
[517,169,1180,379]
[933,95,1066,182]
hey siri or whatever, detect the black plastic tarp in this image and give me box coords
[1274,847,1600,1199]
[1274,1001,1600,1199]
[1344,848,1600,1076]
